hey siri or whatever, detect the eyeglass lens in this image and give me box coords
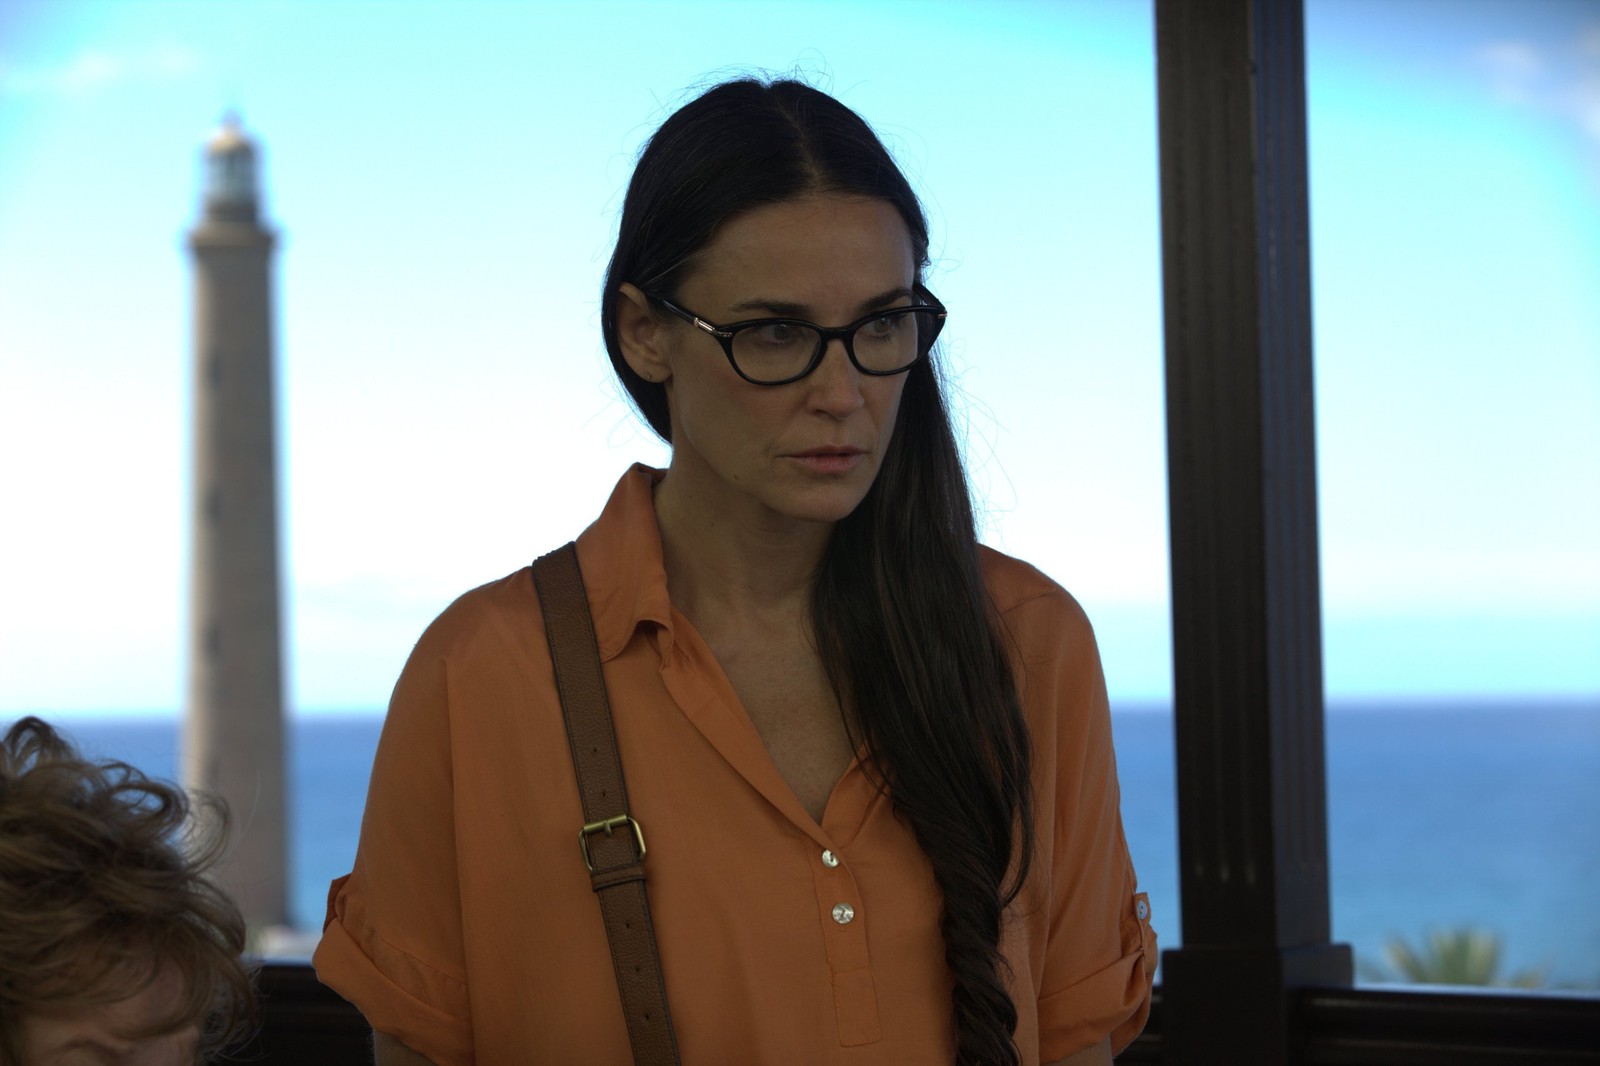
[732,308,940,383]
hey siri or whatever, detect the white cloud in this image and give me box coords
[1476,22,1600,149]
[1482,39,1542,94]
[0,42,200,96]
[1570,27,1600,141]
[1580,23,1600,61]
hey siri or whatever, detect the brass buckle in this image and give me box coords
[579,813,646,872]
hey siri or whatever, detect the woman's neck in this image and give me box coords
[652,472,831,633]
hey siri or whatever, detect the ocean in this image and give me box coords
[29,700,1600,989]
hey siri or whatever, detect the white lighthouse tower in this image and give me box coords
[183,114,288,930]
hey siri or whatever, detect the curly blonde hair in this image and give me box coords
[0,716,256,1060]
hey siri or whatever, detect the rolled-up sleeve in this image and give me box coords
[995,568,1157,1061]
[312,633,475,1066]
[1036,879,1157,1058]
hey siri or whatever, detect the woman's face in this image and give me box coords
[628,194,917,531]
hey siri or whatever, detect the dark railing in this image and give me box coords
[1296,985,1600,1066]
[236,962,370,1063]
[241,963,1600,1065]
[1123,986,1600,1065]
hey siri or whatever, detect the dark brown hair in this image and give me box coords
[0,716,256,1061]
[603,78,1035,1065]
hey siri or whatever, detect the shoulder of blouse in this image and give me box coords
[405,567,544,666]
[978,544,1093,630]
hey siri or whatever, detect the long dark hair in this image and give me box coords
[602,78,1035,1065]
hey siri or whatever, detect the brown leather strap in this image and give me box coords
[533,543,680,1066]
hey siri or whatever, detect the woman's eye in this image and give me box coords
[861,314,901,340]
[750,322,805,346]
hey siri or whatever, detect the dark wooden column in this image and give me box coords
[1154,0,1353,1060]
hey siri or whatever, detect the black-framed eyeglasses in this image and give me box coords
[647,290,947,386]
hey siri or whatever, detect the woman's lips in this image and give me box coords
[787,447,866,474]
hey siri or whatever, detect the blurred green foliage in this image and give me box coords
[1361,927,1550,988]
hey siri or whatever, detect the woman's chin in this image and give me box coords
[765,481,875,526]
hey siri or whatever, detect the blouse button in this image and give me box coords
[1136,898,1150,921]
[831,902,856,925]
[821,849,840,868]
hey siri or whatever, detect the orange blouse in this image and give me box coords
[313,465,1155,1064]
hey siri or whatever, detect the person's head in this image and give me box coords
[602,76,934,444]
[0,717,255,1064]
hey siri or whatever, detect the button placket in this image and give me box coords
[818,847,854,924]
[808,837,880,1044]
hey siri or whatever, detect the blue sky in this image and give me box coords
[0,0,1596,715]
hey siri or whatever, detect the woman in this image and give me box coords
[314,78,1154,1065]
[0,717,256,1064]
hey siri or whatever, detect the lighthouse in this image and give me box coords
[183,114,288,929]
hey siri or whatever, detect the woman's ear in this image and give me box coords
[615,283,673,384]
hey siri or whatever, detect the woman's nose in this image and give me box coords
[806,338,866,415]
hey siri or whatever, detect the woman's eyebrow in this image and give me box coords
[726,297,807,316]
[726,287,916,318]
[859,286,917,311]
